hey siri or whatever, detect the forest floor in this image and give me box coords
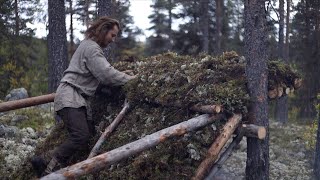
[218,119,315,180]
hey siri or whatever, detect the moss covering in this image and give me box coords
[11,52,301,179]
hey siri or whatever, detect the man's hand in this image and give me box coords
[122,70,134,76]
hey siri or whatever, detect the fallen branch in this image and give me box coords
[41,114,224,180]
[87,100,130,159]
[0,93,55,112]
[192,114,242,180]
[205,131,245,180]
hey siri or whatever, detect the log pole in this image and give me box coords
[41,114,224,180]
[0,93,55,112]
[192,114,242,180]
[205,132,245,180]
[88,100,130,158]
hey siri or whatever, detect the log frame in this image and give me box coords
[41,114,224,180]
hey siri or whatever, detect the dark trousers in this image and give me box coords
[53,107,94,164]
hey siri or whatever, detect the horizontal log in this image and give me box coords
[41,114,224,180]
[0,93,55,112]
[192,114,242,180]
[190,104,222,114]
[242,124,266,140]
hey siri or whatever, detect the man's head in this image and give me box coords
[85,16,120,48]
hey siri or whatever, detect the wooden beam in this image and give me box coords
[192,114,242,180]
[0,93,55,112]
[41,114,224,180]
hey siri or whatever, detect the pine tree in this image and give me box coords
[244,0,269,179]
[146,0,176,56]
[48,0,68,92]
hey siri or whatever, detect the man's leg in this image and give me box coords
[49,107,91,169]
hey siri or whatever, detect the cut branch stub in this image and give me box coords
[190,104,222,114]
[192,114,242,180]
[41,114,224,180]
[242,124,266,140]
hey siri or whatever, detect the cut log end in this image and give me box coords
[242,124,266,140]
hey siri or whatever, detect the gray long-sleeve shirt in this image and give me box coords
[54,39,133,120]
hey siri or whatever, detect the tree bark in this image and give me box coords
[69,0,75,57]
[215,0,223,54]
[275,0,288,124]
[14,0,19,36]
[244,0,269,179]
[88,100,130,158]
[41,114,223,180]
[48,0,68,92]
[193,114,242,180]
[315,105,320,178]
[200,0,209,53]
[98,0,114,62]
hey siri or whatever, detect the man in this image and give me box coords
[31,16,135,177]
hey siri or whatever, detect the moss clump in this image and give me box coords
[115,52,300,115]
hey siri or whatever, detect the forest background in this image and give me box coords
[0,0,319,137]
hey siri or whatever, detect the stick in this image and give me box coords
[87,100,130,159]
[41,114,224,180]
[192,114,242,180]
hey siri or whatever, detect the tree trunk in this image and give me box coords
[48,0,68,92]
[285,0,290,61]
[193,114,242,180]
[168,0,173,51]
[200,0,209,53]
[215,0,223,54]
[41,114,223,180]
[85,0,91,28]
[14,0,19,36]
[244,0,269,179]
[275,0,288,124]
[98,0,114,62]
[315,104,320,178]
[69,0,75,57]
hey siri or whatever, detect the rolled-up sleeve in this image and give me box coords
[85,45,133,86]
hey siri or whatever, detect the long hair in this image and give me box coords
[85,16,120,47]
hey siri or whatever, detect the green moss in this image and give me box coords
[14,108,54,131]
